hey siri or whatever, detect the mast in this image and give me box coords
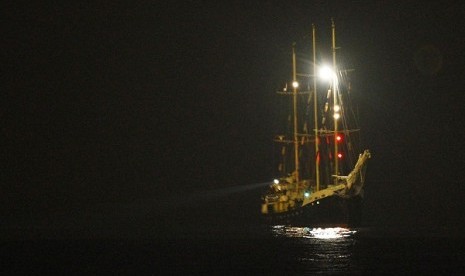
[332,18,339,182]
[292,43,300,183]
[312,24,320,191]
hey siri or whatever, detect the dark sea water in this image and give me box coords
[3,224,465,275]
[2,187,465,274]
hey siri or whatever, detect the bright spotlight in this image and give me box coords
[319,66,335,81]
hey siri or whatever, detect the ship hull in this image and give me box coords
[263,194,363,227]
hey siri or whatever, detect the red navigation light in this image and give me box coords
[336,134,343,143]
[337,152,343,159]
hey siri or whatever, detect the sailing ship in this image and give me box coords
[261,19,371,227]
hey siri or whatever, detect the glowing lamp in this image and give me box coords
[319,65,336,81]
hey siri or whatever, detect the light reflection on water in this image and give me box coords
[271,226,358,273]
[272,225,357,239]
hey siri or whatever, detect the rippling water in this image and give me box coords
[270,226,358,274]
[264,225,465,274]
[3,225,465,274]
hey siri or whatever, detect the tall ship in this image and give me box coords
[261,19,371,227]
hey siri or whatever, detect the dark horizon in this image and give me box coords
[3,1,465,238]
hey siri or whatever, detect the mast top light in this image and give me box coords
[319,65,336,81]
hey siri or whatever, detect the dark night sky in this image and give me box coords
[3,1,465,237]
